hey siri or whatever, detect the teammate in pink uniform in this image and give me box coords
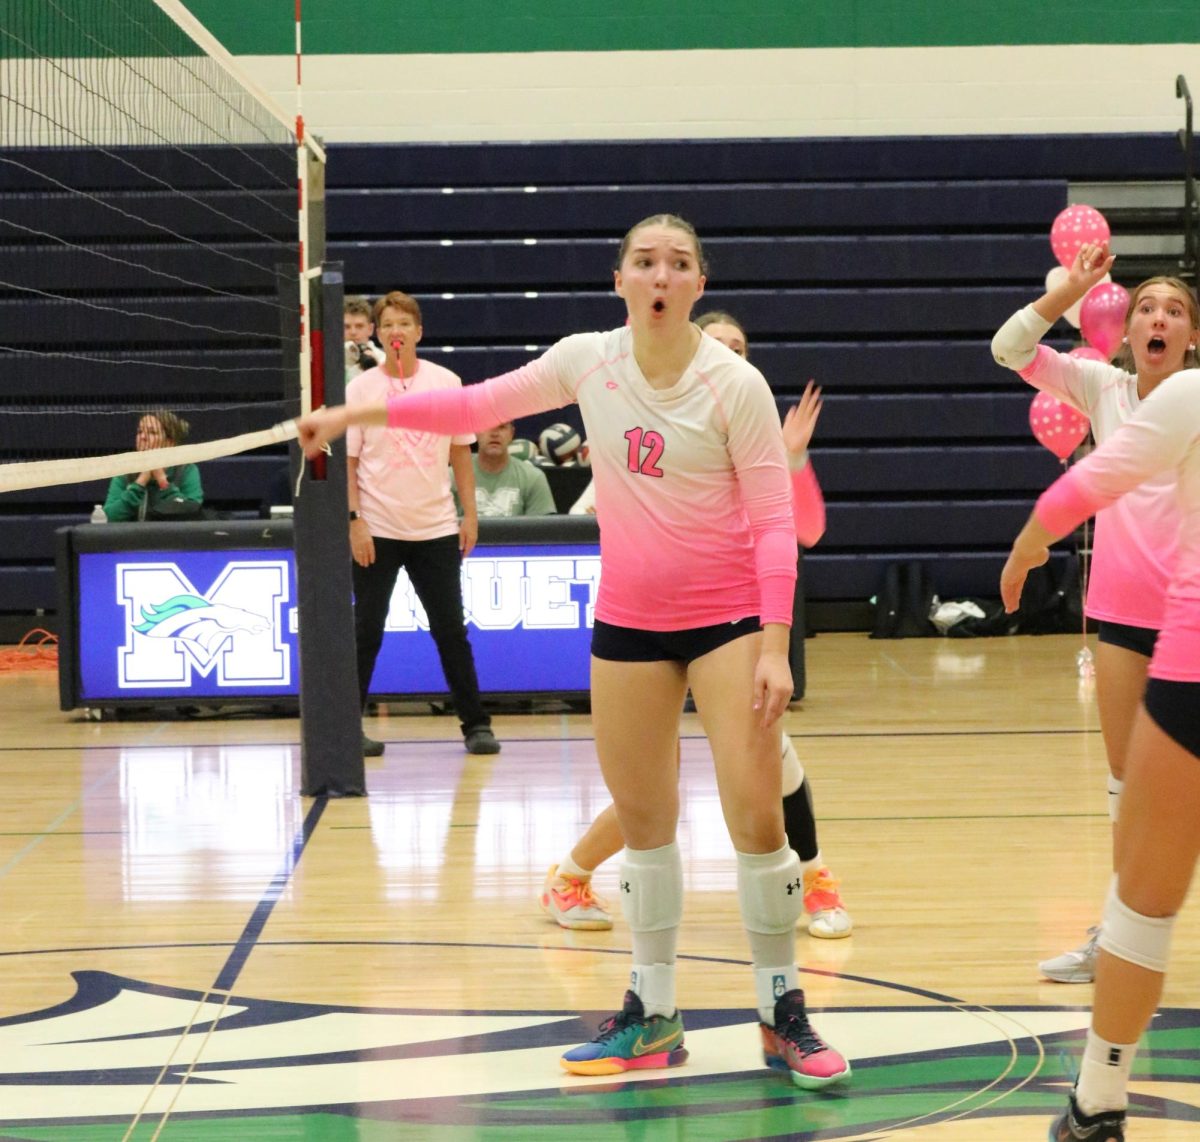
[298,215,850,1090]
[1001,366,1200,1142]
[540,310,852,941]
[992,248,1200,982]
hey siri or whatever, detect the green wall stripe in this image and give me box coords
[183,0,1200,56]
[5,1,1199,59]
[1,1,202,60]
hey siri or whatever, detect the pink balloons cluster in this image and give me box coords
[1050,204,1110,268]
[1079,282,1130,359]
[1030,390,1090,461]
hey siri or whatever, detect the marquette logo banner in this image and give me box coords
[117,561,291,688]
[385,554,602,633]
[76,545,600,700]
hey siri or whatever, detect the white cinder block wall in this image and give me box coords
[181,1,1200,142]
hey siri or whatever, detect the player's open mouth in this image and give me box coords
[1146,336,1167,355]
[652,299,666,314]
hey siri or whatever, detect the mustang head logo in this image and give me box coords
[133,593,271,666]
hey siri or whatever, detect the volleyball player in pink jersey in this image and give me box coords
[298,215,850,1089]
[1000,366,1200,1142]
[992,248,1200,983]
[540,311,852,941]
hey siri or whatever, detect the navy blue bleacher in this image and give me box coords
[0,133,1190,625]
[0,142,296,622]
[326,134,1190,618]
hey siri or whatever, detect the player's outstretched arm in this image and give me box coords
[297,403,386,458]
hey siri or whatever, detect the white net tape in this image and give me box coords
[0,420,298,494]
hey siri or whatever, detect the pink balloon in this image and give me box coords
[1068,346,1108,363]
[1050,204,1111,268]
[1030,390,1090,460]
[1079,282,1130,359]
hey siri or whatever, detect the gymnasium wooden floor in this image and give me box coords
[1,633,1197,1140]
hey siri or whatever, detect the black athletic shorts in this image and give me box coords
[1143,677,1200,758]
[1097,620,1159,659]
[591,616,761,664]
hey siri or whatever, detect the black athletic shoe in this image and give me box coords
[464,727,500,755]
[1049,1095,1126,1141]
[362,733,385,757]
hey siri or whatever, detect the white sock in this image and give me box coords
[1075,1028,1135,1115]
[780,733,804,796]
[800,852,824,878]
[754,964,799,1024]
[1107,774,1124,823]
[630,963,676,1018]
[558,854,592,880]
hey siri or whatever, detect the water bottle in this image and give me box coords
[90,504,107,524]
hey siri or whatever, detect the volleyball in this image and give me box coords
[538,422,582,465]
[508,437,540,463]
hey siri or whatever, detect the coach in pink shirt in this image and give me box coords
[346,291,499,757]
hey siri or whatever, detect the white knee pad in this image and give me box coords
[780,732,805,797]
[1107,774,1124,823]
[737,845,805,934]
[619,842,683,932]
[1098,879,1175,973]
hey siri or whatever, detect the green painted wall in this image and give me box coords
[186,0,1200,55]
[0,2,201,59]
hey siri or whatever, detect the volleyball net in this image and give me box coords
[0,0,323,496]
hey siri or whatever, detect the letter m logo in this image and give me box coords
[117,561,290,688]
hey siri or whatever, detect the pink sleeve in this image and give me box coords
[1034,469,1097,536]
[1034,369,1199,536]
[754,528,799,627]
[729,377,798,627]
[386,359,567,433]
[1019,345,1095,416]
[791,460,826,547]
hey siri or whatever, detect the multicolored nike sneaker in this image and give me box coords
[1049,1094,1126,1140]
[560,989,687,1076]
[761,988,851,1090]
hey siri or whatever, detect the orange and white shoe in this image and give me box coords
[540,866,614,931]
[803,866,853,939]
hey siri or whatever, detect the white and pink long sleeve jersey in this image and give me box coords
[997,305,1180,629]
[385,327,797,631]
[1035,368,1200,682]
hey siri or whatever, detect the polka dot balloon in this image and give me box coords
[1050,204,1111,269]
[1029,390,1090,460]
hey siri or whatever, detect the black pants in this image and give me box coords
[352,533,490,735]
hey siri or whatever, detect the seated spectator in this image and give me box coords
[103,410,203,521]
[453,421,556,518]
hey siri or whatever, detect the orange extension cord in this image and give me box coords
[0,628,59,672]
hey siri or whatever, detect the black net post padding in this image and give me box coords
[291,263,364,796]
[54,526,80,712]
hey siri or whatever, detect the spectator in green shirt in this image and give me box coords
[452,421,556,518]
[103,409,204,521]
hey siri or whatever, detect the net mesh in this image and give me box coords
[0,0,303,504]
